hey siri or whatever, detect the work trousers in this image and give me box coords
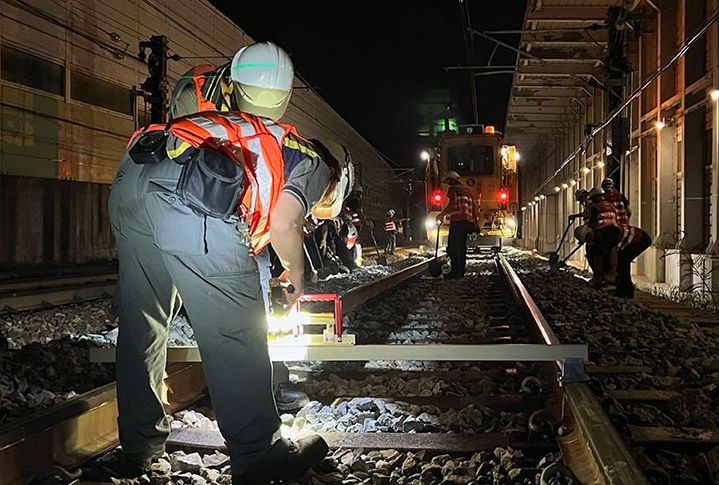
[108,155,280,470]
[385,231,396,254]
[616,230,652,298]
[447,220,474,277]
[588,226,621,280]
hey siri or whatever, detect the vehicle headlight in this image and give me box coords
[507,217,517,228]
[425,217,437,230]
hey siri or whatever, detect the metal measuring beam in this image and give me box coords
[89,343,587,363]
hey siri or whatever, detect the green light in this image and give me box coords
[232,63,278,70]
[433,118,457,134]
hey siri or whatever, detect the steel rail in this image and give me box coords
[496,254,648,485]
[89,256,587,364]
[0,363,205,485]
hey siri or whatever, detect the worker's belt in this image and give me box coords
[131,130,245,220]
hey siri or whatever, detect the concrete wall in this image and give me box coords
[516,0,719,291]
[0,175,114,266]
[0,0,400,265]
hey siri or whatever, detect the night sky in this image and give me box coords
[210,1,526,168]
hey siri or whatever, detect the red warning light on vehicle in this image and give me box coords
[431,190,444,206]
[498,188,509,202]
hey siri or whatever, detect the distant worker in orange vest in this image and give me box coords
[384,209,397,254]
[601,178,649,298]
[436,171,478,279]
[601,178,631,225]
[105,42,353,484]
[586,187,621,287]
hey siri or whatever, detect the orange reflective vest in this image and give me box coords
[605,189,629,226]
[590,200,618,231]
[446,185,476,222]
[129,112,300,253]
[384,219,396,232]
[191,64,220,112]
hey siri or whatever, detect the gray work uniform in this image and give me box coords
[169,65,292,391]
[108,124,329,470]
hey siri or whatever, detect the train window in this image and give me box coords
[71,70,133,115]
[447,143,495,176]
[1,45,64,96]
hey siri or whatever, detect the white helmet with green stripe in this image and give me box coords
[231,42,293,120]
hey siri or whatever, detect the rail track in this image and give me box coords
[0,252,649,484]
[0,272,117,314]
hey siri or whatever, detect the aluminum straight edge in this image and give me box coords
[564,383,649,485]
[89,343,588,363]
[341,258,433,312]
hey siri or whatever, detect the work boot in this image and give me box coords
[275,382,310,411]
[232,435,329,484]
[85,449,162,480]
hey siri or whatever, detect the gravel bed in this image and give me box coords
[0,255,429,428]
[505,249,719,484]
[97,444,562,485]
[0,340,113,426]
[0,299,116,350]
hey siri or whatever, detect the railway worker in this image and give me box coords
[436,170,478,279]
[601,177,631,226]
[615,225,651,298]
[568,188,598,272]
[384,209,398,254]
[168,44,311,414]
[585,187,621,287]
[345,185,364,264]
[106,42,353,483]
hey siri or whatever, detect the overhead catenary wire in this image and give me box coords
[529,8,719,202]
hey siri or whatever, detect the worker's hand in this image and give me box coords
[277,270,304,306]
[319,238,328,254]
[568,215,576,222]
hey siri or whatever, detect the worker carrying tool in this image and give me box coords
[436,171,479,279]
[384,209,397,255]
[106,42,353,484]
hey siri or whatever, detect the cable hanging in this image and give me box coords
[530,8,719,201]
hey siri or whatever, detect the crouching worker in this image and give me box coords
[615,226,651,298]
[584,187,621,287]
[106,43,353,484]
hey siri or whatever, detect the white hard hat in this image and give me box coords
[231,42,294,120]
[588,187,604,200]
[310,140,355,220]
[444,170,460,182]
[601,177,615,190]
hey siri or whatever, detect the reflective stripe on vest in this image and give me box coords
[591,200,618,230]
[605,190,629,226]
[385,220,396,231]
[191,64,220,112]
[619,225,643,250]
[129,112,297,253]
[447,185,475,222]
